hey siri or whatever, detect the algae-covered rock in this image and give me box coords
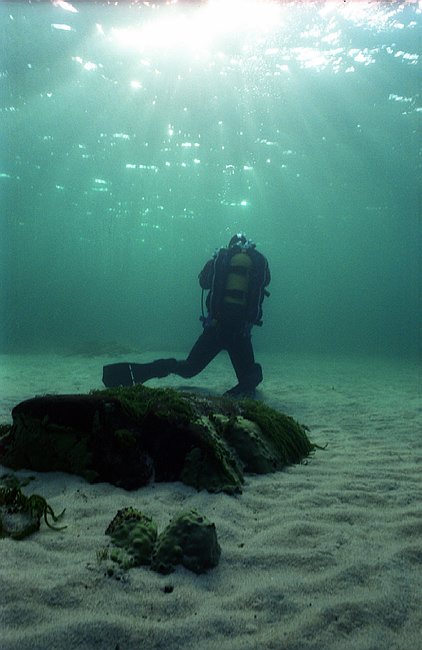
[1,394,154,490]
[180,415,244,494]
[102,507,221,576]
[215,414,281,474]
[104,507,157,570]
[151,509,221,575]
[0,386,318,493]
[240,400,314,464]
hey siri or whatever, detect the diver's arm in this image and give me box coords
[198,259,214,289]
[252,249,271,287]
[265,263,271,287]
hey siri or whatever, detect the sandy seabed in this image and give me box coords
[0,350,421,650]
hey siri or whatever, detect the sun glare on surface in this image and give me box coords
[110,0,284,55]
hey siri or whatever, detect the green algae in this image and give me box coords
[92,385,317,489]
[215,414,281,473]
[0,474,66,539]
[94,384,194,427]
[181,415,243,494]
[240,399,316,465]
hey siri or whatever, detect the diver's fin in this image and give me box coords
[102,362,136,387]
[102,359,177,387]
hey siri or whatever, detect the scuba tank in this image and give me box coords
[204,243,269,327]
[222,251,252,308]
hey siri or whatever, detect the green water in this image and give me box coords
[1,1,421,358]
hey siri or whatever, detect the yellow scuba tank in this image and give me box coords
[223,252,252,307]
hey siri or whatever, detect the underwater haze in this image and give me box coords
[1,0,421,359]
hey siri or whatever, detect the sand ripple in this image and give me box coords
[1,353,421,649]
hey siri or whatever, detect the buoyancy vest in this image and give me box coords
[207,246,269,326]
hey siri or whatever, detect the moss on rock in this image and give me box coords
[96,384,194,427]
[215,414,281,473]
[180,415,244,494]
[240,399,314,465]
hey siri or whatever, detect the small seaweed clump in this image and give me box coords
[101,508,220,576]
[0,474,66,540]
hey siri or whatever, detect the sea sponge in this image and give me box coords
[105,507,157,569]
[151,509,221,575]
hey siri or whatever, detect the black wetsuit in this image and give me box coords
[103,244,270,397]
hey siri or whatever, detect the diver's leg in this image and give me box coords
[225,333,263,398]
[172,328,222,379]
[102,329,222,387]
[131,358,179,383]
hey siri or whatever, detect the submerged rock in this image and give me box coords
[152,509,221,575]
[105,507,158,570]
[0,385,317,493]
[101,508,221,576]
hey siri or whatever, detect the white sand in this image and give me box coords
[1,351,421,650]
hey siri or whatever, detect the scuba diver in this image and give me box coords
[102,233,271,399]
